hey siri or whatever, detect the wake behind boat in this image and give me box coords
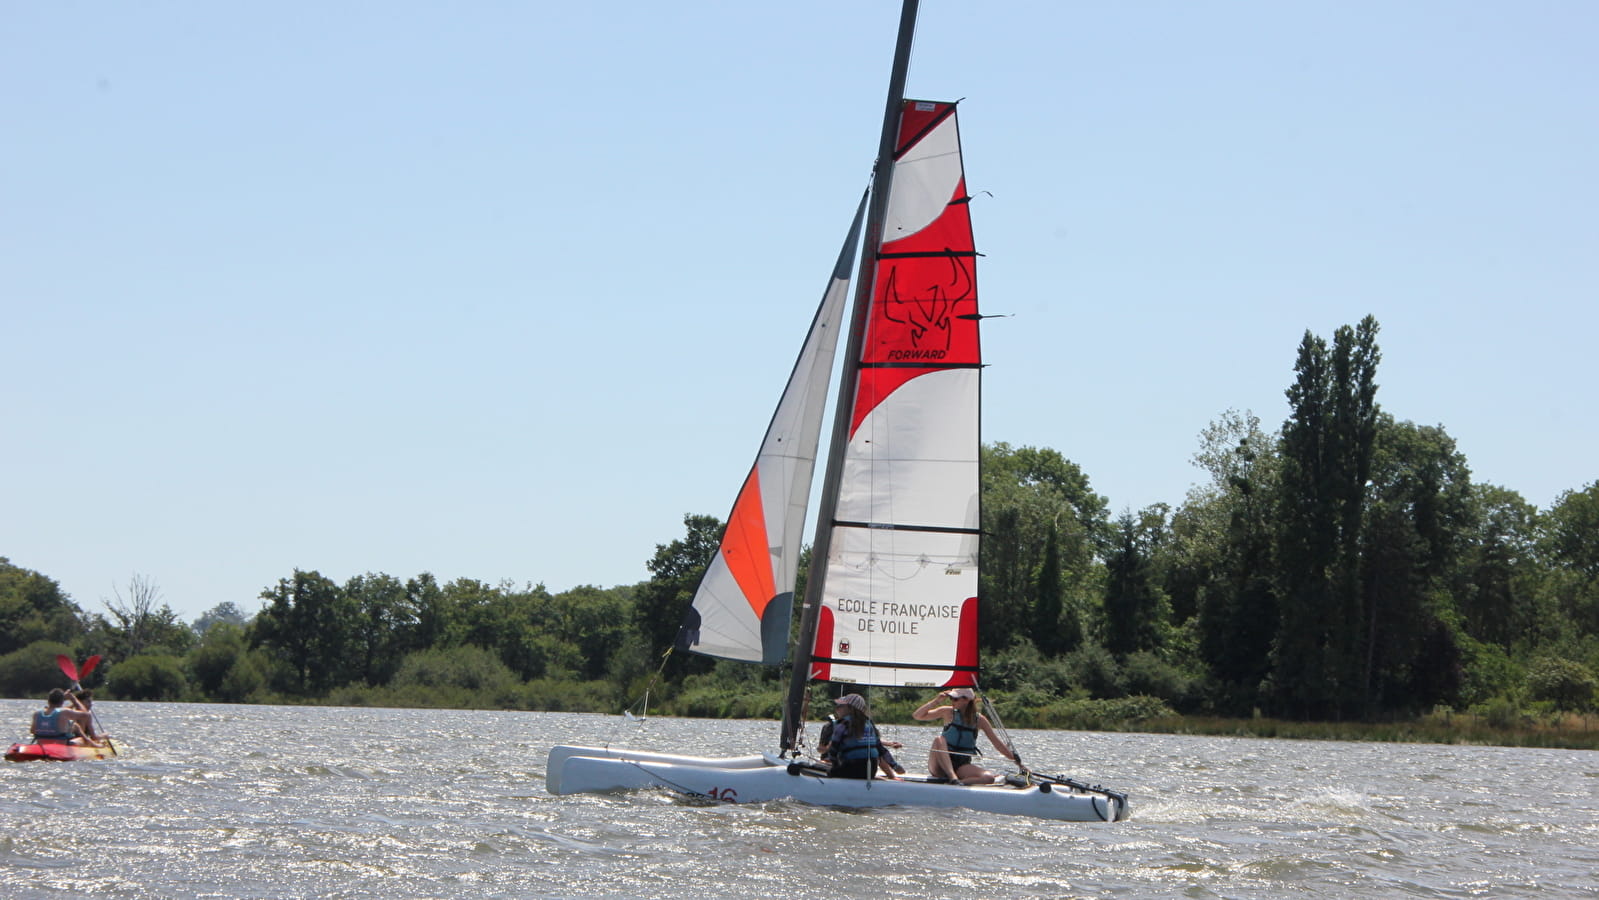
[546,0,1129,824]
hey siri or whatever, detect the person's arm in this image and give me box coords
[912,693,952,722]
[65,710,101,745]
[978,715,1016,762]
[877,755,900,779]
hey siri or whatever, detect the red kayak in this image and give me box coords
[5,740,117,762]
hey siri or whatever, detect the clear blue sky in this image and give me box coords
[4,2,1595,623]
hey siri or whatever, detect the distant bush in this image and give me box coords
[392,645,517,694]
[1121,651,1191,705]
[188,623,247,699]
[522,678,619,712]
[1478,696,1527,730]
[0,640,76,699]
[217,651,271,703]
[1456,637,1523,707]
[1025,694,1174,730]
[111,654,189,701]
[1526,657,1597,711]
[1063,643,1124,699]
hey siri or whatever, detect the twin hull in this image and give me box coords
[546,745,1127,823]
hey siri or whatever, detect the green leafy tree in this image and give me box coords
[1458,485,1541,648]
[407,573,453,649]
[981,443,1107,653]
[1176,409,1280,713]
[1543,482,1599,638]
[443,578,510,653]
[251,570,356,695]
[1273,317,1380,718]
[548,584,633,680]
[1103,510,1169,656]
[1359,417,1472,713]
[635,513,722,665]
[344,572,418,686]
[1032,525,1080,655]
[0,558,86,656]
[193,601,250,635]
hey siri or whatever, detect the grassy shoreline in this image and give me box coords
[658,687,1599,752]
[1118,713,1599,750]
[141,681,1599,752]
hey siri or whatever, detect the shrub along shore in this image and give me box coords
[308,679,1599,752]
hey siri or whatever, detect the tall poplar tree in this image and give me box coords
[1273,317,1380,718]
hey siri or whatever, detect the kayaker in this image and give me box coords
[68,689,109,747]
[31,689,94,744]
[913,687,1017,784]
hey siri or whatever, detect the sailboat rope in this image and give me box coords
[622,645,677,722]
[974,680,1028,773]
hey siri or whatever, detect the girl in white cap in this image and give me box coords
[912,687,1017,784]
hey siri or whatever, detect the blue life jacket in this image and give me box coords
[833,714,881,762]
[943,708,979,756]
[32,708,74,740]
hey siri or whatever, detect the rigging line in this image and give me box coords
[625,759,729,802]
[622,644,677,722]
[973,677,1026,777]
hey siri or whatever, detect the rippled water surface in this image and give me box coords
[2,701,1596,898]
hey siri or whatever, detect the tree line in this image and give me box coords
[3,316,1595,730]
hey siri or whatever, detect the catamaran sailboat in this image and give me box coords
[547,0,1128,823]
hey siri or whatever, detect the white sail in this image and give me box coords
[678,197,868,664]
[810,101,983,688]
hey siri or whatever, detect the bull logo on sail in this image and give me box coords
[878,250,974,359]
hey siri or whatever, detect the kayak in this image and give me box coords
[5,740,117,762]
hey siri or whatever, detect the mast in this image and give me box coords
[780,0,920,752]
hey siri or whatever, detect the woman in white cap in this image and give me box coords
[912,687,1017,784]
[826,693,900,780]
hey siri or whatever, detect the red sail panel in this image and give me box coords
[852,99,979,435]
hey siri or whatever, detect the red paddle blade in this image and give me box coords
[56,655,79,682]
[79,655,102,679]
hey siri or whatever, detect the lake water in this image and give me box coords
[2,700,1595,899]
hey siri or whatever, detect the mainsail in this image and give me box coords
[809,100,982,688]
[677,196,869,664]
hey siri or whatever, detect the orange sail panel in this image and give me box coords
[721,470,777,619]
[677,197,868,665]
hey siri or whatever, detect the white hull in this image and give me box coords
[546,745,1128,823]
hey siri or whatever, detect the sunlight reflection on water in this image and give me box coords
[2,701,1595,899]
